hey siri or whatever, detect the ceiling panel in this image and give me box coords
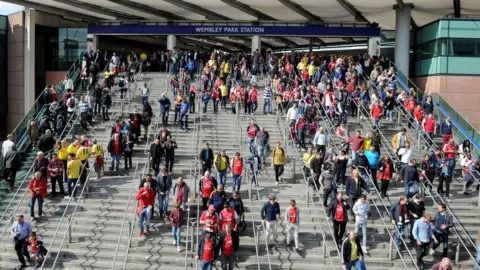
[29,0,113,19]
[462,0,480,14]
[321,37,347,43]
[295,0,356,22]
[347,0,396,29]
[141,0,206,20]
[79,0,162,20]
[182,0,257,20]
[241,0,306,20]
[410,0,453,26]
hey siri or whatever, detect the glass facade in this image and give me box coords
[0,15,7,138]
[412,19,480,76]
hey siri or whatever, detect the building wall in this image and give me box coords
[45,71,66,86]
[7,11,24,132]
[413,75,480,129]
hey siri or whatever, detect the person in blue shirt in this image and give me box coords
[364,146,380,190]
[158,93,171,126]
[430,203,453,258]
[179,97,190,131]
[412,213,438,268]
[10,215,33,268]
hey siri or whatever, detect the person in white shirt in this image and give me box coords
[460,153,475,195]
[352,194,370,253]
[63,75,74,91]
[2,134,15,158]
[398,142,413,165]
[312,127,328,154]
[285,103,300,126]
[284,199,300,252]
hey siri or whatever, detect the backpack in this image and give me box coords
[119,80,125,88]
[67,98,75,108]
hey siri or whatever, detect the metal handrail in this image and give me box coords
[277,113,338,269]
[247,167,261,270]
[253,171,273,270]
[350,91,477,267]
[40,159,91,269]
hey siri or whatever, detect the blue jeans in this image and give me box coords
[248,138,255,154]
[395,223,409,247]
[345,259,362,270]
[111,154,120,170]
[405,181,419,198]
[180,113,188,129]
[200,260,213,270]
[172,227,181,246]
[232,174,242,192]
[138,207,151,232]
[161,110,169,124]
[250,101,257,112]
[30,195,43,217]
[67,178,78,197]
[372,118,381,129]
[173,86,178,97]
[386,109,393,119]
[203,101,209,113]
[174,107,180,122]
[142,96,148,105]
[158,194,169,215]
[217,170,227,186]
[258,146,266,163]
[351,151,357,162]
[263,98,271,114]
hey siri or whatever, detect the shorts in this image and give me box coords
[94,162,102,173]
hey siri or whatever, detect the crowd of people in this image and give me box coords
[2,48,479,270]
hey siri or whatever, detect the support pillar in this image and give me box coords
[87,34,98,52]
[24,9,35,113]
[367,37,381,57]
[167,35,176,51]
[394,4,412,78]
[251,35,261,54]
[309,38,313,53]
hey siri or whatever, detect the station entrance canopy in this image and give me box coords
[87,21,381,38]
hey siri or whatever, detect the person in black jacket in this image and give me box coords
[37,130,55,153]
[101,89,112,121]
[215,223,239,270]
[342,231,364,270]
[93,87,103,116]
[123,130,134,170]
[150,138,163,175]
[4,145,22,192]
[164,135,178,173]
[199,143,214,174]
[326,192,350,247]
[352,150,370,177]
[309,152,323,188]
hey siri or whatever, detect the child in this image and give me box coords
[248,153,262,187]
[309,121,318,137]
[290,124,297,143]
[169,203,184,252]
[26,232,47,269]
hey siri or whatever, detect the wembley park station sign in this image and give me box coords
[88,24,381,37]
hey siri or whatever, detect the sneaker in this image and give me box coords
[177,246,181,252]
[275,182,279,186]
[146,228,150,236]
[139,231,143,237]
[362,245,368,254]
[173,240,177,245]
[64,196,70,200]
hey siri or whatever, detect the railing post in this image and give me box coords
[68,216,72,244]
[236,102,239,120]
[455,239,460,264]
[477,191,480,208]
[322,230,326,258]
[397,110,401,124]
[190,221,196,253]
[357,106,360,123]
[292,159,296,184]
[417,132,421,150]
[388,231,393,260]
[128,220,132,248]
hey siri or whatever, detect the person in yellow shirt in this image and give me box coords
[66,153,83,199]
[342,231,364,269]
[363,132,372,151]
[76,141,91,186]
[303,146,316,177]
[219,81,228,110]
[68,141,79,156]
[308,62,316,79]
[213,150,230,186]
[296,62,305,73]
[301,54,309,66]
[271,142,286,185]
[91,139,104,180]
[56,138,69,179]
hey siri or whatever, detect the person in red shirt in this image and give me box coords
[212,86,220,114]
[200,204,219,234]
[215,223,239,270]
[169,203,184,252]
[200,171,218,210]
[107,133,123,171]
[443,138,457,181]
[404,96,417,127]
[136,182,155,236]
[370,100,384,129]
[246,120,259,155]
[326,192,350,246]
[129,110,142,142]
[28,171,47,219]
[413,104,425,125]
[229,90,236,114]
[197,229,216,269]
[219,202,239,232]
[285,199,300,251]
[249,86,258,113]
[422,113,437,147]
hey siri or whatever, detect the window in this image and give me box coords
[449,39,477,56]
